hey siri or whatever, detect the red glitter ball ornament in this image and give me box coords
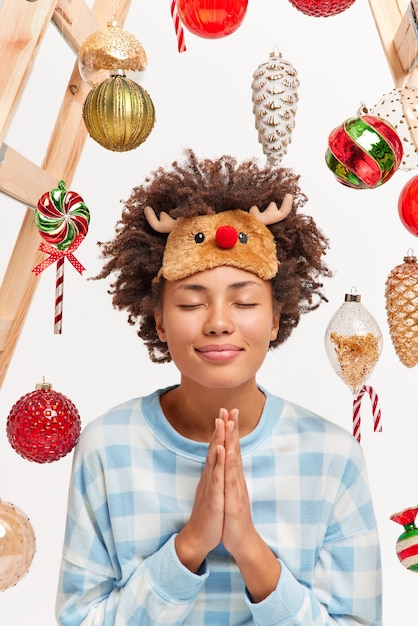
[398,175,418,237]
[6,381,81,463]
[177,0,248,39]
[287,0,356,17]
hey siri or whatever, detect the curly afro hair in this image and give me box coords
[96,149,331,362]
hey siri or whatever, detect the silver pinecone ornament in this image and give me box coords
[385,252,418,367]
[251,48,299,166]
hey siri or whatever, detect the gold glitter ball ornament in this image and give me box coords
[385,252,418,368]
[79,19,147,88]
[82,75,155,152]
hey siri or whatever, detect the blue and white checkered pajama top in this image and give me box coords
[56,387,381,625]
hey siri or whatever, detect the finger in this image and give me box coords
[218,407,229,427]
[225,410,240,456]
[206,418,225,470]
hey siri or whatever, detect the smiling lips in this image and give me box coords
[196,344,243,362]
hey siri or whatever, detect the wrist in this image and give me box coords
[175,528,208,574]
[231,531,281,603]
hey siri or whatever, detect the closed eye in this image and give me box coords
[178,303,205,309]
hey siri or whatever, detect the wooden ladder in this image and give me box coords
[0,0,132,387]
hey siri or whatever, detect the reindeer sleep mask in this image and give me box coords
[144,193,293,282]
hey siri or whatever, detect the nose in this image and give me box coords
[215,225,238,249]
[203,303,234,336]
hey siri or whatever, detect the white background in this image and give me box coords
[1,0,417,622]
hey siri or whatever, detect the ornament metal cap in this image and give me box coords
[344,290,361,302]
[403,248,417,263]
[35,378,52,391]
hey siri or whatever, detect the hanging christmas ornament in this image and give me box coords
[398,175,418,236]
[287,0,356,17]
[385,251,418,367]
[371,80,418,171]
[78,18,147,88]
[32,180,90,334]
[0,499,36,591]
[170,0,187,52]
[6,379,81,463]
[251,48,299,166]
[390,506,418,572]
[325,290,383,442]
[176,0,248,38]
[82,74,155,152]
[325,109,403,189]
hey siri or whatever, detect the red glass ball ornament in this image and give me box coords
[177,0,248,39]
[6,381,81,463]
[398,175,418,237]
[287,0,356,17]
[325,115,403,189]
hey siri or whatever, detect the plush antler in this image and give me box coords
[249,193,293,225]
[144,206,181,233]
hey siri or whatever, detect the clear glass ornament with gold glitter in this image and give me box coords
[325,290,383,394]
[325,290,383,441]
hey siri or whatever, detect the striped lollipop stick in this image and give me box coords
[33,181,90,334]
[352,384,382,443]
[170,0,186,52]
[54,256,65,334]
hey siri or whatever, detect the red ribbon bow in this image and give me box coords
[32,234,86,276]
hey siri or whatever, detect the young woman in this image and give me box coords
[56,151,381,625]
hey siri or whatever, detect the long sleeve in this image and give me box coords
[244,414,382,625]
[56,410,209,625]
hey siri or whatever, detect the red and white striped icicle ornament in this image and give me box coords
[170,0,186,52]
[352,384,382,443]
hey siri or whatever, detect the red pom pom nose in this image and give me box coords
[215,225,238,249]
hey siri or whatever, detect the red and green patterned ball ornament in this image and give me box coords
[287,0,356,17]
[6,380,81,463]
[391,506,418,571]
[325,114,403,189]
[398,175,418,237]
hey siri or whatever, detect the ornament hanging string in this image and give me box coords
[170,0,186,52]
[352,384,382,443]
[32,235,86,335]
